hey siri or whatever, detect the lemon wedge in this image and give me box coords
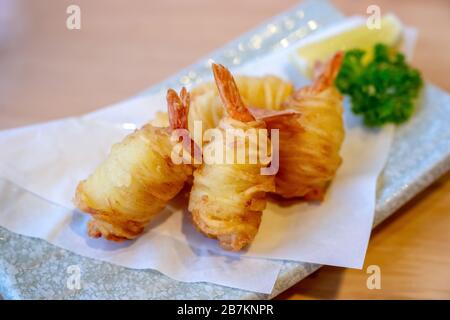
[291,14,404,77]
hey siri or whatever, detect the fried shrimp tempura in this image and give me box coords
[74,88,193,241]
[266,52,345,200]
[150,76,293,134]
[189,75,293,133]
[188,64,275,251]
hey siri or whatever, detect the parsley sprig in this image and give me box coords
[335,43,423,127]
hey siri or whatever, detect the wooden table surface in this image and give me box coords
[0,0,449,299]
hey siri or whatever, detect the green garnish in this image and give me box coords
[335,43,423,127]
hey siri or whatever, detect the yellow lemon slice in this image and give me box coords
[291,14,403,78]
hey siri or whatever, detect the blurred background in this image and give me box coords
[0,0,449,299]
[1,0,449,130]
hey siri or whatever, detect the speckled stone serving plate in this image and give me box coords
[1,0,450,299]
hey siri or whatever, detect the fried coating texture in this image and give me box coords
[74,89,192,241]
[150,76,293,140]
[188,64,275,251]
[268,52,345,200]
[188,117,275,251]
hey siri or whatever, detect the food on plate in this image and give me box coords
[150,75,293,135]
[189,76,294,132]
[74,88,193,241]
[188,63,275,251]
[236,76,294,111]
[291,14,403,77]
[67,9,425,252]
[264,52,345,200]
[335,43,423,127]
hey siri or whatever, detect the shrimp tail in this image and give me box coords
[167,87,190,130]
[166,87,202,164]
[311,51,344,92]
[212,63,255,122]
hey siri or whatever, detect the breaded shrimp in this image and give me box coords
[188,64,275,251]
[266,52,345,200]
[74,88,193,241]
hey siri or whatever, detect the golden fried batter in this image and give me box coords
[151,76,293,133]
[267,52,345,200]
[188,64,275,251]
[74,89,193,241]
